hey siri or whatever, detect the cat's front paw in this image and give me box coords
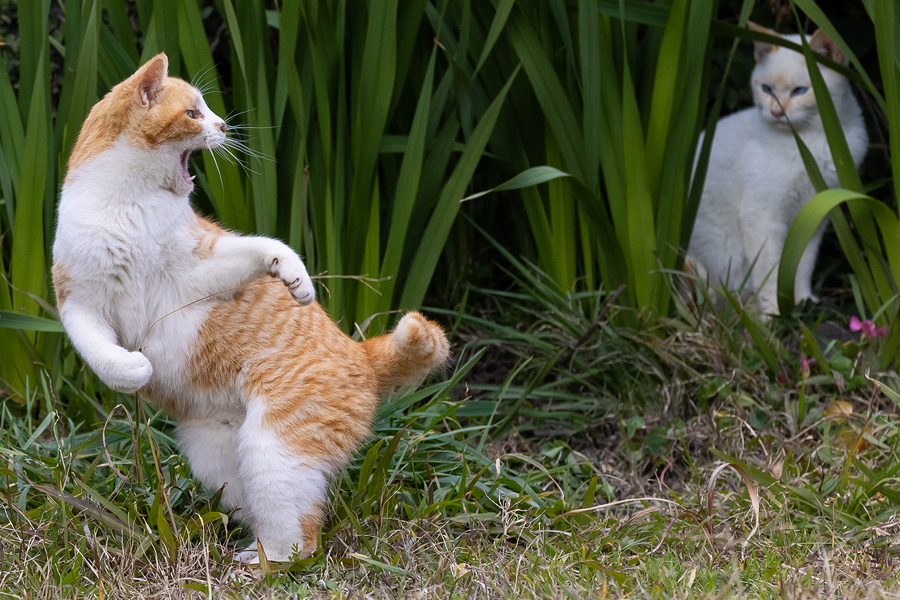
[265,252,315,306]
[102,350,153,393]
[234,548,260,565]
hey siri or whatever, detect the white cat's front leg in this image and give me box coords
[794,220,827,304]
[60,303,153,392]
[745,231,785,316]
[194,236,315,305]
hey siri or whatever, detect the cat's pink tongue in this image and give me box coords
[180,150,195,188]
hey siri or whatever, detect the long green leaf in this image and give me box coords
[400,67,520,309]
[0,311,65,333]
[779,189,900,318]
[11,47,49,318]
[461,166,571,203]
[377,50,437,312]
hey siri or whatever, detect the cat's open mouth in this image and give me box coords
[180,150,196,188]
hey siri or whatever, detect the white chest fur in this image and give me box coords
[54,139,213,391]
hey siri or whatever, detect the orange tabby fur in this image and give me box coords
[68,56,206,175]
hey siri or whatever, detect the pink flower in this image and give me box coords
[800,354,816,379]
[850,316,887,339]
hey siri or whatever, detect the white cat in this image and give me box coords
[688,25,868,315]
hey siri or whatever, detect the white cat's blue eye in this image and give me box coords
[186,109,198,119]
[792,86,809,96]
[761,84,774,95]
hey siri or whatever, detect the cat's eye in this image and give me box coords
[761,84,774,96]
[186,109,198,119]
[792,86,809,96]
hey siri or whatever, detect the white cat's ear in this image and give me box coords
[135,53,168,107]
[748,22,779,63]
[809,29,847,66]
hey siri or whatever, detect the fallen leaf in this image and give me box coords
[833,427,870,452]
[824,400,853,424]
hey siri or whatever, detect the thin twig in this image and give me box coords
[137,390,181,556]
[554,496,684,521]
[101,404,133,484]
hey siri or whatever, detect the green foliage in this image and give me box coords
[2,0,897,383]
[776,2,900,366]
[465,0,738,319]
[0,0,517,389]
[4,281,900,596]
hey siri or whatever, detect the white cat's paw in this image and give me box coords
[265,252,315,306]
[103,350,153,393]
[757,299,778,320]
[234,549,260,565]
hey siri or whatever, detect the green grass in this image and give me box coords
[4,267,900,597]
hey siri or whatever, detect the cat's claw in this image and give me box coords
[286,276,315,305]
[104,350,153,393]
[282,270,315,305]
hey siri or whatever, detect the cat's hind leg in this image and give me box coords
[743,223,787,316]
[177,419,248,517]
[235,397,328,563]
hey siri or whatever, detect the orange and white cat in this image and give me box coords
[52,54,449,563]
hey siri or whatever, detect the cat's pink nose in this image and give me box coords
[771,108,784,119]
[217,122,227,133]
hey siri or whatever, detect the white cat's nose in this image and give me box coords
[217,122,227,134]
[771,108,784,119]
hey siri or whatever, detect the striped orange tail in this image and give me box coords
[362,312,450,396]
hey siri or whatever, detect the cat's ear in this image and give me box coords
[135,53,168,107]
[809,29,847,66]
[748,22,779,63]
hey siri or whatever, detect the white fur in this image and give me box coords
[688,33,868,314]
[232,398,328,563]
[53,80,319,562]
[177,419,246,512]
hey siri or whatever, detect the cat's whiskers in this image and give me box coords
[190,62,215,88]
[191,62,220,97]
[212,145,262,177]
[220,145,259,167]
[218,137,273,165]
[194,79,215,99]
[205,144,226,191]
[227,123,281,131]
[224,131,266,146]
[226,107,257,121]
[222,138,272,162]
[209,144,242,169]
[210,118,276,170]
